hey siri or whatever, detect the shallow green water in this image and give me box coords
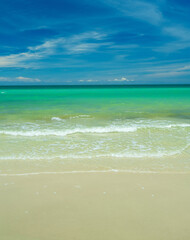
[0,85,190,173]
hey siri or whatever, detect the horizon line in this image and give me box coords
[1,83,190,88]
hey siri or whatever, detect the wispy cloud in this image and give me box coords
[0,76,41,82]
[163,26,190,41]
[0,77,8,81]
[145,64,190,78]
[0,31,109,68]
[68,42,110,54]
[104,0,190,53]
[104,0,163,25]
[154,42,190,53]
[0,0,190,84]
[16,76,41,82]
[148,71,190,77]
[29,31,107,54]
[108,44,139,49]
[154,25,190,52]
[0,52,45,68]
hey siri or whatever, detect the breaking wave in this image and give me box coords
[0,122,189,137]
[0,126,137,136]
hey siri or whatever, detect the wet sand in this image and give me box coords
[1,172,190,240]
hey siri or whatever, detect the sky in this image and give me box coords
[0,0,190,85]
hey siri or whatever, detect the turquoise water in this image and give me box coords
[0,85,190,173]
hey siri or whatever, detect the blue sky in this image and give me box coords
[0,0,190,84]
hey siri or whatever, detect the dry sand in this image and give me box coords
[0,172,190,240]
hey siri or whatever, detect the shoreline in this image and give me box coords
[1,169,190,176]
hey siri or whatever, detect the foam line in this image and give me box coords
[0,122,189,137]
[0,169,190,177]
[0,126,137,136]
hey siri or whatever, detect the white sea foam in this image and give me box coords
[51,117,63,121]
[0,121,190,137]
[154,123,190,128]
[0,126,137,137]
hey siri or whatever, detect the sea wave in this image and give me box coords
[0,126,137,136]
[51,117,64,121]
[0,122,189,137]
[154,123,190,128]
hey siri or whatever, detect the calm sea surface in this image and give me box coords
[0,85,190,173]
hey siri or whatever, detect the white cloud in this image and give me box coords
[16,76,41,82]
[103,0,190,54]
[68,43,107,54]
[63,32,110,54]
[0,76,41,82]
[163,26,190,41]
[154,42,190,53]
[0,77,8,81]
[109,44,139,49]
[78,79,99,82]
[146,64,190,78]
[0,31,109,68]
[148,71,190,77]
[109,77,134,82]
[105,0,163,25]
[0,52,44,68]
[179,65,190,71]
[104,1,190,53]
[154,25,190,52]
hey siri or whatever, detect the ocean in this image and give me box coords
[0,85,190,174]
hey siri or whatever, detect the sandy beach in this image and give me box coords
[1,172,190,240]
[0,87,190,239]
